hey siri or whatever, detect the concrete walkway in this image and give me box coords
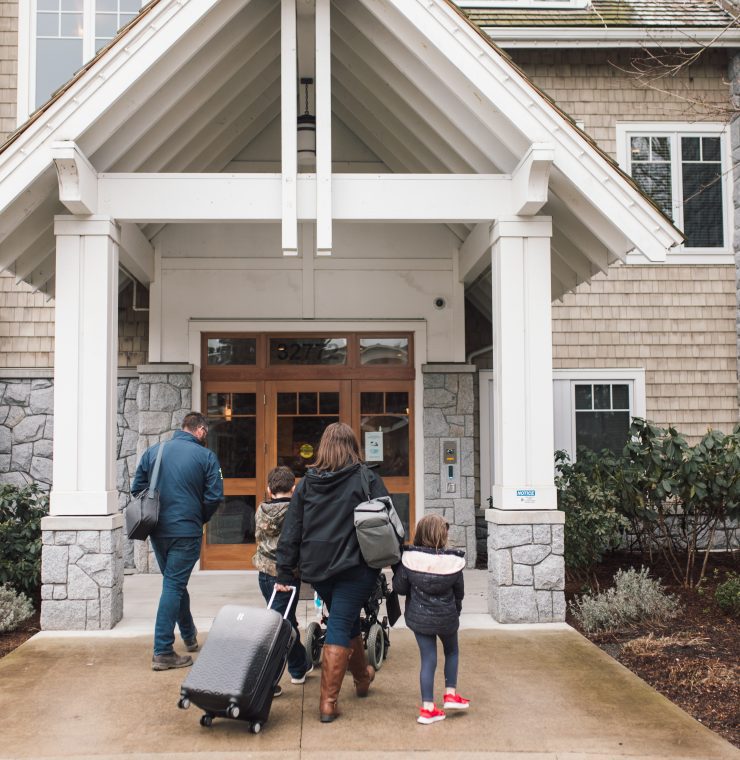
[1,570,737,760]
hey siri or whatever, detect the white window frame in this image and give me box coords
[616,122,733,264]
[17,1,142,123]
[552,368,646,460]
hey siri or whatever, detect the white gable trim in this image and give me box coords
[369,0,682,261]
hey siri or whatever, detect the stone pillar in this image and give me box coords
[42,217,124,630]
[423,364,476,567]
[730,53,740,409]
[132,363,193,573]
[486,217,565,622]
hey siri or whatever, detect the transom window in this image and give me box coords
[618,123,731,254]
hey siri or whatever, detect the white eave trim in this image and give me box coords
[483,26,740,48]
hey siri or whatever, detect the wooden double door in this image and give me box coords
[201,379,414,569]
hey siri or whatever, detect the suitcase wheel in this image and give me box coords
[177,697,190,710]
[226,703,240,719]
[250,722,262,734]
[200,714,214,728]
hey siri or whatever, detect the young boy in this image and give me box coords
[254,466,311,692]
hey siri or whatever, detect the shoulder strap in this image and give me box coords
[360,464,371,501]
[149,440,167,493]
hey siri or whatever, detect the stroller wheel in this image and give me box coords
[366,622,385,671]
[305,621,323,666]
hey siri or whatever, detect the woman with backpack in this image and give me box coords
[275,422,391,723]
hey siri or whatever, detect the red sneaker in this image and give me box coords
[417,706,446,724]
[443,693,470,710]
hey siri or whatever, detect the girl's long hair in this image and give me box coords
[413,514,449,549]
[312,422,361,473]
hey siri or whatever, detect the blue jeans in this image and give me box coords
[150,536,201,656]
[312,564,380,648]
[414,631,459,703]
[258,572,309,679]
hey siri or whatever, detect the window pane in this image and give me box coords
[95,14,119,38]
[39,0,60,10]
[232,393,256,416]
[594,384,611,410]
[277,393,296,415]
[361,415,410,476]
[96,0,118,10]
[60,13,83,36]
[576,411,630,454]
[612,384,629,409]
[702,136,721,162]
[62,0,83,10]
[36,14,59,36]
[207,392,229,417]
[277,415,339,477]
[681,136,700,161]
[206,337,256,365]
[269,338,347,365]
[651,136,670,161]
[632,163,673,219]
[36,37,82,107]
[359,337,409,366]
[574,384,592,410]
[121,0,141,10]
[630,136,649,162]
[298,392,318,415]
[320,392,339,415]
[682,162,723,247]
[206,496,256,545]
[361,392,384,415]
[386,391,409,414]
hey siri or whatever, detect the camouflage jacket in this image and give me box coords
[253,498,291,576]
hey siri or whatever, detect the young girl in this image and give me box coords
[393,514,469,724]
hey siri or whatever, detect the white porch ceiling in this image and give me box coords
[0,0,682,302]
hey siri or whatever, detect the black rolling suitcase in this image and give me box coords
[177,586,297,734]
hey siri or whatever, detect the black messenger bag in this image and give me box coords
[125,441,166,541]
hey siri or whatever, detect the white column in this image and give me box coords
[490,216,557,510]
[50,216,120,516]
[281,0,298,256]
[315,0,332,255]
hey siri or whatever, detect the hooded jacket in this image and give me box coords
[253,498,291,576]
[275,463,389,585]
[393,545,465,636]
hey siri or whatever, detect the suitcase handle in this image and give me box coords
[267,584,297,620]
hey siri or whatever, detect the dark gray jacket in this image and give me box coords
[393,545,465,636]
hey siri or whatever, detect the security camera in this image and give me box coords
[433,297,446,310]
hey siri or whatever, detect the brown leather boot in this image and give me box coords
[347,635,375,697]
[319,644,351,723]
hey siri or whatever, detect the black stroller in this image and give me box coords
[304,573,394,670]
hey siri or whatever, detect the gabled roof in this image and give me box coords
[461,0,737,28]
[0,0,683,301]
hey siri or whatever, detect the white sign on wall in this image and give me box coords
[365,431,383,462]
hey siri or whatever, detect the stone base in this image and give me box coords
[486,508,565,623]
[40,515,124,630]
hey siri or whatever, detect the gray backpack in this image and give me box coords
[353,466,405,569]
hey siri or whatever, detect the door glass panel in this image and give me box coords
[269,338,347,365]
[390,493,410,539]
[277,392,296,414]
[359,337,409,366]
[360,392,410,477]
[277,391,340,477]
[320,392,339,414]
[206,392,257,478]
[206,496,256,544]
[361,392,384,414]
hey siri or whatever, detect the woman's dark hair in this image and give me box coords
[413,514,449,549]
[312,422,361,472]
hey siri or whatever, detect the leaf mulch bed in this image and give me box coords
[566,551,740,749]
[0,609,40,659]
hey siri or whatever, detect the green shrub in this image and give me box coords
[0,584,34,633]
[0,484,49,599]
[555,449,628,582]
[714,571,740,617]
[570,567,681,633]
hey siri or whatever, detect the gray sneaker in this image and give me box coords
[152,652,193,671]
[183,631,199,652]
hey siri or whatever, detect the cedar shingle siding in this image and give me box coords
[0,0,17,140]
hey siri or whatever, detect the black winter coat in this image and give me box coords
[275,463,389,585]
[393,545,465,636]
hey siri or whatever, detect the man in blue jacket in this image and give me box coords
[132,412,223,670]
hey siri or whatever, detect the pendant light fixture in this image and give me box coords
[297,77,316,169]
